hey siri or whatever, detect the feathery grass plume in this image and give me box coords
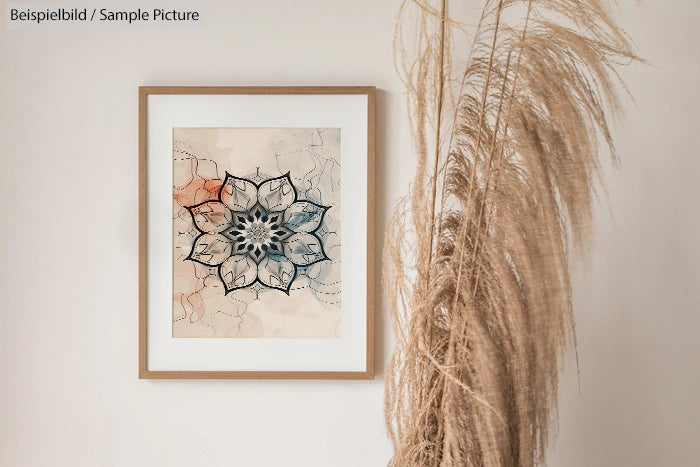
[384,0,638,465]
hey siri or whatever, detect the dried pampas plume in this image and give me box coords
[384,0,638,465]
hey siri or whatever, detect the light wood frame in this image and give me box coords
[139,86,375,379]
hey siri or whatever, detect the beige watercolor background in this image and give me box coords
[172,128,342,338]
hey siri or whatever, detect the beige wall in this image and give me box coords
[550,2,700,465]
[0,1,697,466]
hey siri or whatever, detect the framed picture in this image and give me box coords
[139,86,375,379]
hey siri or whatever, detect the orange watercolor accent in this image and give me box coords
[204,179,223,195]
[187,290,206,321]
[173,177,223,206]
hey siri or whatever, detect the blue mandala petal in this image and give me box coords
[283,201,329,233]
[282,232,329,267]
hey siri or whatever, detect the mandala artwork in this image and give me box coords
[173,128,341,338]
[186,173,330,295]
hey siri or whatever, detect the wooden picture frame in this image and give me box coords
[139,86,375,379]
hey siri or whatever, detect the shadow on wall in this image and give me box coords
[373,88,390,379]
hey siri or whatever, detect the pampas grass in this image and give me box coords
[384,0,638,465]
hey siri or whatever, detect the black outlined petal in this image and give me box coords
[186,233,233,266]
[256,172,297,213]
[187,201,233,234]
[283,201,329,233]
[282,232,329,267]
